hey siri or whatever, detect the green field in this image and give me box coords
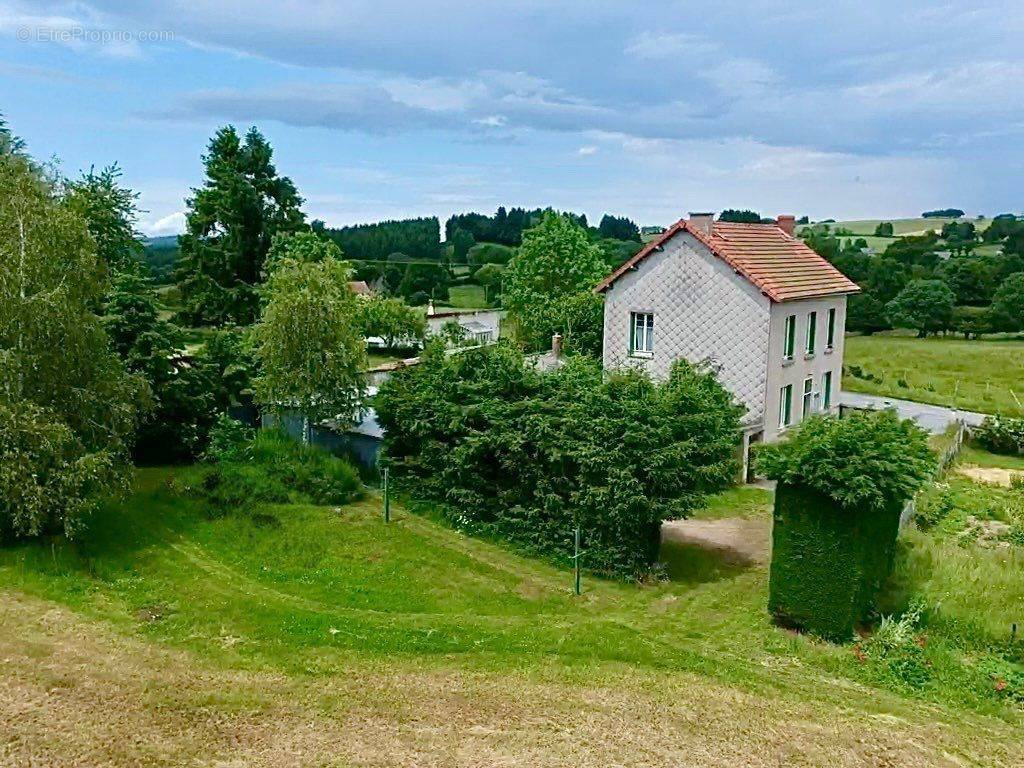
[442,283,488,309]
[1,467,1023,765]
[844,334,1024,416]
[816,217,990,237]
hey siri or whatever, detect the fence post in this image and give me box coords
[383,466,390,523]
[573,526,581,596]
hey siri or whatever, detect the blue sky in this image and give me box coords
[2,1,1022,236]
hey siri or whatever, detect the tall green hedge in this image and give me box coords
[375,342,742,578]
[758,411,933,641]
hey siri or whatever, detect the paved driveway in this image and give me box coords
[839,391,987,434]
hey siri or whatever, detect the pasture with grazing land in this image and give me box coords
[1,466,1023,766]
[844,334,1024,416]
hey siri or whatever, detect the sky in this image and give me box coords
[1,1,1022,236]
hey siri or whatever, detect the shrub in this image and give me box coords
[973,416,1024,456]
[197,429,362,514]
[856,601,931,691]
[202,413,254,463]
[757,411,933,641]
[375,343,741,577]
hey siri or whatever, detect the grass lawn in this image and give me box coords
[442,283,488,309]
[844,334,1024,416]
[1,468,1023,765]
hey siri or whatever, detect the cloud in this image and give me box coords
[143,210,185,236]
[577,145,597,156]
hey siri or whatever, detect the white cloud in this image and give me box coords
[143,210,185,236]
[577,145,597,156]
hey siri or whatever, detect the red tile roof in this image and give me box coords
[595,219,860,302]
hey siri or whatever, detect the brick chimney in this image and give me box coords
[776,215,796,237]
[688,212,714,237]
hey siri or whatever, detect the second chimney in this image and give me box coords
[688,212,714,237]
[776,215,796,237]
[551,332,563,359]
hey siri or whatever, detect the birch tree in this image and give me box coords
[0,125,144,539]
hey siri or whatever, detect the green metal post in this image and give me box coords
[574,526,581,596]
[383,467,390,523]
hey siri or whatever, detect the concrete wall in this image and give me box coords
[762,295,848,442]
[602,231,772,429]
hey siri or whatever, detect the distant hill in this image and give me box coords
[143,235,179,283]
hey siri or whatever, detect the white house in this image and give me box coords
[425,303,503,347]
[596,212,860,479]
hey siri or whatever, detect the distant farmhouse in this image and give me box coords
[596,213,860,479]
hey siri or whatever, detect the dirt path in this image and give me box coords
[958,465,1023,487]
[661,517,772,565]
[3,589,1023,767]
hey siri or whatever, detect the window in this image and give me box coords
[826,308,836,350]
[630,312,654,356]
[779,384,793,428]
[783,315,796,360]
[822,371,833,409]
[802,376,814,416]
[806,311,817,355]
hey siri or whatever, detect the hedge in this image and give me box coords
[375,342,742,578]
[769,483,906,641]
[758,411,933,641]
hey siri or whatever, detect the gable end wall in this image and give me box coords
[601,232,771,428]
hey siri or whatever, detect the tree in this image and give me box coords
[263,229,342,275]
[356,294,426,348]
[175,126,305,326]
[0,130,144,538]
[102,271,219,463]
[873,222,894,237]
[922,208,964,218]
[503,212,609,350]
[398,262,450,302]
[718,209,762,224]
[251,256,366,426]
[63,165,145,276]
[846,293,890,335]
[757,411,932,641]
[989,272,1024,332]
[885,279,955,337]
[473,263,504,304]
[597,214,640,241]
[376,346,741,577]
[449,227,475,263]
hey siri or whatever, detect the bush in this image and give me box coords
[757,411,933,641]
[375,343,741,577]
[856,601,931,691]
[202,413,254,463]
[973,416,1024,456]
[197,429,362,514]
[466,242,516,265]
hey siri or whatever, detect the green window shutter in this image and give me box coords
[826,308,836,348]
[822,371,832,409]
[806,312,816,355]
[784,315,796,359]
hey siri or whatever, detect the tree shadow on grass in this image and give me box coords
[659,538,758,586]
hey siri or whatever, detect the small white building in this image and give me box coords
[596,213,860,478]
[425,304,503,347]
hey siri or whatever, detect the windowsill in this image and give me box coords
[824,346,834,355]
[782,357,794,367]
[629,351,654,360]
[804,352,815,360]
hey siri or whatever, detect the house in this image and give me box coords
[425,302,503,347]
[596,212,859,479]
